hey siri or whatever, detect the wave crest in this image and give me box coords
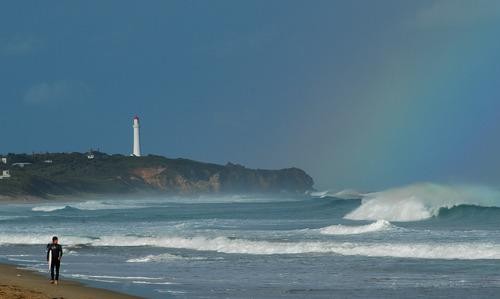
[31,206,68,212]
[345,183,500,222]
[3,233,500,259]
[310,189,364,199]
[126,253,215,263]
[31,200,142,212]
[319,220,393,235]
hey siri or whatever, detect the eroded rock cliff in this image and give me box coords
[0,152,314,198]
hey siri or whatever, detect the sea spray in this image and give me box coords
[3,233,500,259]
[345,183,500,221]
[318,220,394,235]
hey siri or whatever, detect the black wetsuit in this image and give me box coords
[46,243,63,281]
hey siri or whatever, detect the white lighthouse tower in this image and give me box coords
[132,116,141,157]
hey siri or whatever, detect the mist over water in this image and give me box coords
[2,184,500,298]
[345,183,500,221]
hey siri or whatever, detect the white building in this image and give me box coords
[0,170,11,179]
[1,157,6,164]
[132,116,141,157]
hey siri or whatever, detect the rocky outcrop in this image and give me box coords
[127,162,312,194]
[130,167,167,189]
[0,152,314,198]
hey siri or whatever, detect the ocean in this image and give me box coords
[2,183,500,298]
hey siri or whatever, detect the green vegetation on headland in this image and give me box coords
[0,152,314,199]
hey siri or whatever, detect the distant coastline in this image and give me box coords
[0,152,314,200]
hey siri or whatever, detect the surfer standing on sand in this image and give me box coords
[46,236,63,285]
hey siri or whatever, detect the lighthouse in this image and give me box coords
[132,116,141,157]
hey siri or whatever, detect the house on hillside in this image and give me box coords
[0,170,11,179]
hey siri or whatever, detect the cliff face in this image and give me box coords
[129,163,313,194]
[0,153,314,198]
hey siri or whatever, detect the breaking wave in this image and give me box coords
[29,195,300,213]
[318,220,393,235]
[2,233,500,260]
[127,253,181,263]
[31,200,144,212]
[345,183,500,222]
[31,206,68,212]
[0,234,94,245]
[126,253,210,263]
[93,236,500,259]
[310,189,364,199]
[127,253,223,263]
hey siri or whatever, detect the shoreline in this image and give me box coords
[0,263,142,299]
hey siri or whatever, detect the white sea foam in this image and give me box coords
[98,236,500,259]
[126,253,185,263]
[318,220,393,235]
[132,281,175,285]
[4,232,500,259]
[5,254,31,257]
[333,189,365,199]
[71,200,145,210]
[70,274,175,285]
[345,183,500,222]
[29,195,295,212]
[31,206,67,212]
[0,234,93,245]
[31,200,141,212]
[7,257,40,263]
[71,274,164,280]
[309,189,364,199]
[152,194,301,204]
[126,253,220,263]
[156,290,187,294]
[309,191,330,198]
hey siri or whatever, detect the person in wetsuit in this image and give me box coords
[46,236,63,284]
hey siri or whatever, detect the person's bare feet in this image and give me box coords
[50,280,54,284]
[55,280,58,285]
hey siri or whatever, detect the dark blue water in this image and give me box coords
[1,190,500,298]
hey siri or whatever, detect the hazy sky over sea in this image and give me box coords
[1,1,500,190]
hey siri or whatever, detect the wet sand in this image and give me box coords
[0,263,142,299]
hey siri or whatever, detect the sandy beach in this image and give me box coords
[0,263,141,299]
